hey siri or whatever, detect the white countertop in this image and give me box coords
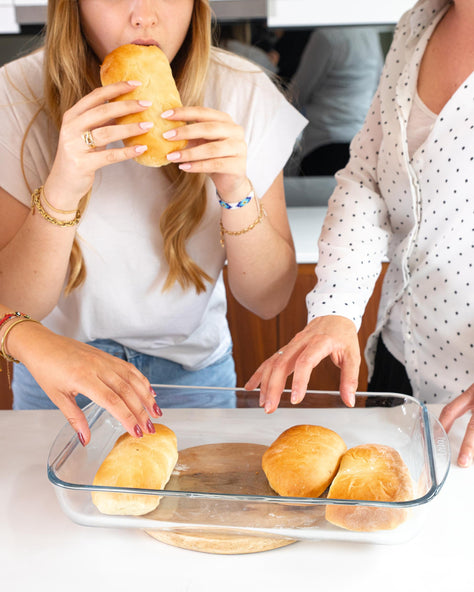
[287,206,326,264]
[0,406,472,592]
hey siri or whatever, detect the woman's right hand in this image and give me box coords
[245,315,361,412]
[8,321,161,445]
[45,81,153,210]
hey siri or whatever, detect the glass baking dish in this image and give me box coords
[47,387,450,546]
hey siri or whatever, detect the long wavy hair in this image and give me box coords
[43,0,213,294]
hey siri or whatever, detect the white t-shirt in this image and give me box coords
[0,48,307,370]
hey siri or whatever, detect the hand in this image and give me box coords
[245,315,360,413]
[10,323,161,445]
[439,383,474,468]
[161,106,249,200]
[45,81,154,209]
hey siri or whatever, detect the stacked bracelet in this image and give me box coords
[219,198,266,247]
[217,181,255,210]
[31,186,81,227]
[0,313,40,364]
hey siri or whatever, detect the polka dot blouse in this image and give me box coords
[306,0,474,404]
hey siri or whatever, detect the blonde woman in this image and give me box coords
[0,0,306,410]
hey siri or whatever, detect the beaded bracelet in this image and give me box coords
[219,198,266,247]
[217,181,255,210]
[0,316,40,364]
[31,186,82,227]
[0,311,30,331]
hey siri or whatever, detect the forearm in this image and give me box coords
[0,206,76,318]
[223,176,297,318]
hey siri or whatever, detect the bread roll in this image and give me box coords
[325,444,413,531]
[92,424,178,516]
[100,44,187,167]
[262,425,347,497]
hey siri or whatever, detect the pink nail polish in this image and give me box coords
[178,163,191,170]
[166,151,180,161]
[146,419,156,434]
[127,80,142,86]
[139,121,154,130]
[161,109,174,118]
[134,424,143,438]
[163,129,177,139]
[138,100,152,107]
[78,432,86,447]
[135,145,148,154]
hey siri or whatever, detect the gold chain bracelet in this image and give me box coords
[219,199,266,247]
[31,186,82,227]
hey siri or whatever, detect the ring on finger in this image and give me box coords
[82,129,96,150]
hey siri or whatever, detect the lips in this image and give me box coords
[132,39,160,47]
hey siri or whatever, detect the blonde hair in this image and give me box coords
[42,0,213,294]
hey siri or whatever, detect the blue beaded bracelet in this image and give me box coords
[217,183,255,210]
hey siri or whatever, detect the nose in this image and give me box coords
[131,0,158,28]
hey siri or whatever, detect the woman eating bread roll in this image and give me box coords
[0,0,306,438]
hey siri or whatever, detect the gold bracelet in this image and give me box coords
[0,316,40,364]
[219,198,266,247]
[31,186,82,227]
[41,186,78,215]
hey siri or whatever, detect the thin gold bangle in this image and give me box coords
[0,317,40,363]
[219,199,266,247]
[41,186,78,215]
[31,186,81,227]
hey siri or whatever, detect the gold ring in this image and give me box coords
[82,130,96,149]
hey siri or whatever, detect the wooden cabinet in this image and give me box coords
[225,263,387,406]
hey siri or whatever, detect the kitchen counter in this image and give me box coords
[0,406,471,592]
[287,206,326,263]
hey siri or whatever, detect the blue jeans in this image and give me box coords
[12,339,237,410]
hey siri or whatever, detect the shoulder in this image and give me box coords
[0,49,44,106]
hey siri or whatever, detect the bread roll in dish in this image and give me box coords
[325,444,413,531]
[262,425,347,497]
[100,44,187,167]
[92,424,178,516]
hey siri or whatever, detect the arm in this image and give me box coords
[0,81,160,318]
[161,106,297,319]
[0,305,161,445]
[246,85,391,409]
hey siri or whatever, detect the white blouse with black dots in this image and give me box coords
[305,0,473,404]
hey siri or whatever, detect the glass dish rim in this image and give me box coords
[47,386,450,509]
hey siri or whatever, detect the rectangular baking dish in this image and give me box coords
[47,387,450,545]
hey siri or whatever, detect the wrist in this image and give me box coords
[216,178,253,206]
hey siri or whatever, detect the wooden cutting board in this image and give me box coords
[144,442,325,554]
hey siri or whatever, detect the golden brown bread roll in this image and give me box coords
[262,425,347,497]
[100,44,187,167]
[325,444,413,531]
[92,423,178,516]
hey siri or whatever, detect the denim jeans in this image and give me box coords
[12,338,237,410]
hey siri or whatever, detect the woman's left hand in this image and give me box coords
[439,383,474,468]
[161,106,249,201]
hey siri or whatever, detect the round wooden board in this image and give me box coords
[145,529,297,555]
[144,442,318,554]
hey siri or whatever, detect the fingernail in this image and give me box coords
[139,121,154,130]
[264,403,272,413]
[150,386,157,396]
[153,403,163,417]
[161,109,174,118]
[178,163,191,170]
[163,129,177,139]
[134,145,148,154]
[78,432,86,447]
[458,453,472,467]
[349,392,356,408]
[134,424,143,438]
[166,151,180,161]
[127,80,142,86]
[146,419,156,434]
[291,390,298,404]
[138,100,152,107]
